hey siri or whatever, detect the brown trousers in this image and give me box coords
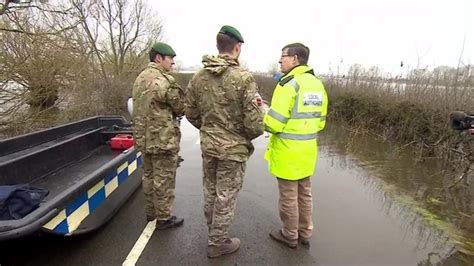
[277,177,313,240]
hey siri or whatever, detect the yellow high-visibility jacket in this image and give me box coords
[264,65,328,180]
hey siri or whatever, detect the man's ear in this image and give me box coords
[294,55,300,65]
[155,54,162,63]
[234,43,241,53]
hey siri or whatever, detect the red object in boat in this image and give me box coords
[110,134,134,150]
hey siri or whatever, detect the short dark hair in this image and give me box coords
[216,33,239,54]
[149,49,166,62]
[282,43,310,65]
[149,49,158,62]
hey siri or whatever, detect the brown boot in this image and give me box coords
[207,237,241,258]
[299,237,310,246]
[269,230,297,248]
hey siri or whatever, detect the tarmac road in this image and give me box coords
[0,118,449,265]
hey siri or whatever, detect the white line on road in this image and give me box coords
[195,136,200,145]
[122,220,157,266]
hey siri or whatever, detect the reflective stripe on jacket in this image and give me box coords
[264,65,328,180]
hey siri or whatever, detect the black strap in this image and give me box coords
[278,75,294,86]
[305,69,315,76]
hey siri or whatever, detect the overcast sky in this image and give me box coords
[152,0,473,75]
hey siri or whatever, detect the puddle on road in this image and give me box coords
[318,122,474,265]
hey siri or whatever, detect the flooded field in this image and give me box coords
[318,122,474,264]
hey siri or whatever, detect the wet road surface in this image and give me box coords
[0,119,458,265]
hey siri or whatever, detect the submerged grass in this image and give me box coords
[388,184,474,263]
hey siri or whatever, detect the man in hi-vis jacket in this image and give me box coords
[264,42,328,248]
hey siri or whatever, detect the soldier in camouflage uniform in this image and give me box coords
[185,25,264,258]
[132,42,185,229]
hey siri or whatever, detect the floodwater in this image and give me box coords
[1,116,473,265]
[318,121,474,265]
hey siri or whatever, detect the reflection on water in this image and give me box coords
[319,122,474,264]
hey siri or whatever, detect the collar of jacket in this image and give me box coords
[147,62,169,74]
[201,54,239,67]
[282,64,312,79]
[278,65,315,86]
[217,54,239,66]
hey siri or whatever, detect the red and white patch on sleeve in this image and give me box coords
[255,92,263,106]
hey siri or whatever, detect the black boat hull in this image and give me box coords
[0,116,142,241]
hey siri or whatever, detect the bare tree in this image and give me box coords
[0,1,79,35]
[1,4,79,111]
[70,0,162,80]
[1,0,164,129]
[0,0,31,16]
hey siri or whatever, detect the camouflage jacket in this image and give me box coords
[132,63,185,154]
[185,54,264,162]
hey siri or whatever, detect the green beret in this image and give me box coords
[151,42,176,56]
[219,25,244,43]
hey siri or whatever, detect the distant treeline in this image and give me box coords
[3,60,474,167]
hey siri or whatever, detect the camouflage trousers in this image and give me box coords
[202,155,246,245]
[142,152,178,221]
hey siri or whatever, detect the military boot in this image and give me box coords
[145,205,156,222]
[146,214,156,222]
[207,237,241,258]
[156,216,184,230]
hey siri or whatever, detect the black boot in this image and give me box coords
[146,214,156,222]
[156,216,184,230]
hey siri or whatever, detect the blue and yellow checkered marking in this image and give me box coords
[42,152,142,234]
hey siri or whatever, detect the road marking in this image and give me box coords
[195,136,200,145]
[122,220,156,266]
